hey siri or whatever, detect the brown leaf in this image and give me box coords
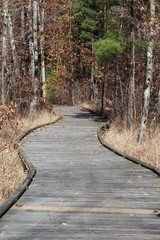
[138,176,142,179]
[16,204,23,208]
[13,143,18,150]
[62,222,68,226]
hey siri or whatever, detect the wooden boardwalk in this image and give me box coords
[0,106,160,239]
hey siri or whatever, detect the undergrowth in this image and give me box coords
[103,120,160,168]
[0,147,27,205]
[82,102,160,169]
[0,106,59,205]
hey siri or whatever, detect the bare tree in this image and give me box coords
[128,0,136,122]
[8,12,20,86]
[30,0,38,113]
[101,3,107,115]
[40,0,46,102]
[21,0,25,46]
[69,0,75,106]
[139,0,155,143]
[1,0,8,104]
[27,0,35,82]
[90,39,95,101]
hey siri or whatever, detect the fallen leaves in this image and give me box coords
[94,132,98,139]
[62,222,68,226]
[129,214,135,217]
[3,225,8,229]
[133,168,137,174]
[15,204,23,208]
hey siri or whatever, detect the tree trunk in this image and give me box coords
[1,0,8,105]
[90,61,94,101]
[27,0,35,85]
[69,0,74,106]
[30,0,38,113]
[90,40,94,101]
[101,66,106,116]
[157,89,160,121]
[104,4,107,34]
[40,0,46,102]
[8,13,20,86]
[139,0,155,144]
[101,3,107,115]
[21,0,25,46]
[131,29,136,119]
[117,62,124,120]
[20,0,27,78]
[128,0,136,123]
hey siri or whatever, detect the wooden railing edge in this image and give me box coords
[81,105,160,177]
[98,128,160,177]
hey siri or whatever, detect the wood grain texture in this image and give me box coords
[0,106,160,239]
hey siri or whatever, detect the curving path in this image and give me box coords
[0,106,160,239]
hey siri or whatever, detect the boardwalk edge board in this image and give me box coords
[0,116,62,219]
[81,106,160,177]
[98,128,160,177]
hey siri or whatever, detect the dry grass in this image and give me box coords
[0,147,27,205]
[0,109,59,205]
[20,110,59,131]
[0,109,59,150]
[80,101,101,114]
[80,100,113,118]
[81,102,160,168]
[103,121,160,168]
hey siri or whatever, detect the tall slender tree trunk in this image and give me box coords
[30,0,38,113]
[139,0,155,143]
[117,62,124,120]
[90,39,94,101]
[27,0,35,86]
[104,4,107,33]
[21,0,25,46]
[69,0,74,106]
[131,29,136,118]
[8,13,20,88]
[128,0,136,123]
[8,13,16,74]
[157,89,160,120]
[1,0,8,105]
[21,0,27,78]
[101,4,107,115]
[40,0,46,102]
[101,66,106,115]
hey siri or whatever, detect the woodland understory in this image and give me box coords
[0,105,58,205]
[0,0,160,203]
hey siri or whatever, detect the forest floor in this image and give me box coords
[0,105,59,205]
[82,102,160,169]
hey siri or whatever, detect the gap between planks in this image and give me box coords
[12,205,157,215]
[52,126,97,129]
